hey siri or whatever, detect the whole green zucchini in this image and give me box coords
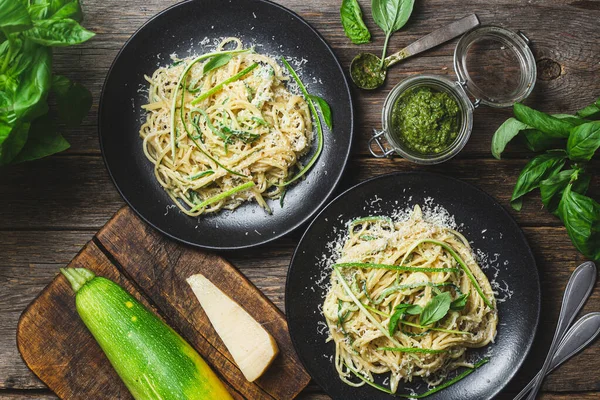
[61,268,232,400]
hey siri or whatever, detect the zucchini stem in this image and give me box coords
[60,268,95,293]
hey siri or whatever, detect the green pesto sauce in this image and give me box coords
[391,86,460,154]
[350,53,386,90]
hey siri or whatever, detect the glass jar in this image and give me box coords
[369,26,537,164]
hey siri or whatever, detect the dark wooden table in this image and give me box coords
[2,0,599,399]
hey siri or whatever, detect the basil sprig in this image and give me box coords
[558,183,600,261]
[490,99,600,262]
[371,0,415,69]
[419,292,452,326]
[340,0,371,44]
[388,303,422,336]
[0,0,94,165]
[577,97,600,119]
[388,290,470,336]
[510,150,567,211]
[203,53,232,74]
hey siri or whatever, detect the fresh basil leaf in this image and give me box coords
[371,0,414,65]
[566,121,600,162]
[388,308,403,336]
[541,168,592,215]
[372,0,415,34]
[12,42,51,120]
[552,113,588,126]
[51,0,83,22]
[572,172,592,196]
[514,103,574,138]
[203,53,232,74]
[404,304,423,315]
[388,303,422,336]
[491,118,530,159]
[540,169,572,214]
[51,75,92,127]
[420,292,451,327]
[0,121,30,165]
[11,115,69,163]
[27,0,82,21]
[0,0,32,33]
[0,111,15,147]
[557,184,600,262]
[576,98,600,119]
[309,94,332,129]
[510,151,567,211]
[24,18,94,47]
[340,0,371,44]
[450,293,469,311]
[521,128,565,152]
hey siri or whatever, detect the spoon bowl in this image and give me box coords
[350,52,387,89]
[349,14,480,90]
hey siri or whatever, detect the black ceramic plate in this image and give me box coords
[98,0,353,249]
[286,172,540,400]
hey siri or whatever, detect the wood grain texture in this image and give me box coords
[48,0,600,159]
[2,0,600,398]
[95,207,310,400]
[3,389,600,400]
[3,225,600,395]
[16,208,309,400]
[1,156,598,230]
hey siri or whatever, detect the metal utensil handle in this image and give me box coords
[385,14,480,68]
[512,312,600,400]
[524,261,597,400]
[368,130,394,158]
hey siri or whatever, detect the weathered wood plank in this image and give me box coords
[14,209,310,399]
[3,389,600,400]
[3,0,600,397]
[0,392,58,400]
[2,156,598,230]
[294,393,600,400]
[0,157,124,230]
[2,225,599,392]
[51,0,600,157]
[2,389,600,400]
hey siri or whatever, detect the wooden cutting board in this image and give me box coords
[16,206,310,399]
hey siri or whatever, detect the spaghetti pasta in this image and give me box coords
[139,38,313,216]
[322,206,497,394]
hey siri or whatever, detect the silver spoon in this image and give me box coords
[522,261,597,400]
[513,312,600,400]
[349,14,480,90]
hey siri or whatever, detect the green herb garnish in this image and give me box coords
[340,0,371,44]
[169,48,249,160]
[491,100,600,262]
[202,53,232,74]
[419,292,452,326]
[371,0,415,69]
[0,0,94,165]
[388,303,422,336]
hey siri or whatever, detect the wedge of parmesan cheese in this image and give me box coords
[186,274,279,382]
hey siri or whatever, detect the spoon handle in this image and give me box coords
[512,312,600,400]
[524,261,597,400]
[385,14,480,68]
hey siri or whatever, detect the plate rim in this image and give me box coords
[285,171,541,400]
[97,0,355,250]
